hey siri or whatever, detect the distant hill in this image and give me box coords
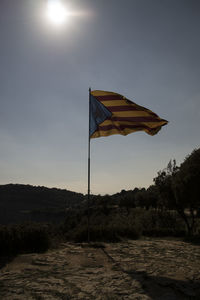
[0,184,84,224]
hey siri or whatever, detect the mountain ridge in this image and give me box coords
[0,184,84,224]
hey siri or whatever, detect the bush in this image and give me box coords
[64,209,142,242]
[68,225,120,243]
[0,223,51,257]
[63,207,189,242]
[138,209,186,237]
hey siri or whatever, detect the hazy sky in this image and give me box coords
[0,0,199,195]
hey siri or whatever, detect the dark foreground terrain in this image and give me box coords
[0,238,200,299]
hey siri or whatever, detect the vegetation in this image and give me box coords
[0,184,84,224]
[0,223,51,257]
[0,148,199,259]
[62,207,185,242]
[154,149,200,235]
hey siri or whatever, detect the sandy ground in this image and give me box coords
[0,238,200,299]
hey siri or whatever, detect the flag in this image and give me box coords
[90,90,168,138]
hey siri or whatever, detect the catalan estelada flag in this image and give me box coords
[90,90,168,138]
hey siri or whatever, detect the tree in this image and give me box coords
[153,159,178,210]
[134,188,148,209]
[154,150,200,235]
[146,185,159,209]
[172,148,200,235]
[118,188,141,214]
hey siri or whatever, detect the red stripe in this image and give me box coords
[105,106,139,112]
[94,95,159,117]
[95,95,123,101]
[93,94,167,123]
[107,116,166,123]
[98,124,154,131]
[99,101,160,118]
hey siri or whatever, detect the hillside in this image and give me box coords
[0,184,84,224]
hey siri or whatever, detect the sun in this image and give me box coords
[46,0,68,26]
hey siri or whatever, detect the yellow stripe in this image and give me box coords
[91,127,154,138]
[91,90,119,97]
[101,119,166,128]
[101,100,128,106]
[100,120,113,126]
[111,111,154,117]
[101,101,159,114]
[91,90,160,115]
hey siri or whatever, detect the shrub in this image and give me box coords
[138,209,186,237]
[62,207,195,242]
[65,211,142,242]
[0,223,51,257]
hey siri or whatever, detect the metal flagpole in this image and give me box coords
[87,87,91,243]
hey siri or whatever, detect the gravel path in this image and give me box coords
[0,239,200,299]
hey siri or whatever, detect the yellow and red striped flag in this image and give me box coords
[90,90,168,138]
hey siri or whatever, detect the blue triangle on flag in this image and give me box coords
[90,95,112,136]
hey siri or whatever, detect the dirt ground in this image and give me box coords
[0,238,200,299]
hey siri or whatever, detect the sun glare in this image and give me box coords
[47,0,68,26]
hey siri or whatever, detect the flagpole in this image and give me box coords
[87,87,91,243]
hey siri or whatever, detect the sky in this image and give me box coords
[0,0,199,195]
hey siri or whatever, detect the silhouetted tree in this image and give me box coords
[153,159,178,210]
[172,148,200,235]
[134,188,148,209]
[118,188,141,214]
[154,151,200,235]
[146,185,159,209]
